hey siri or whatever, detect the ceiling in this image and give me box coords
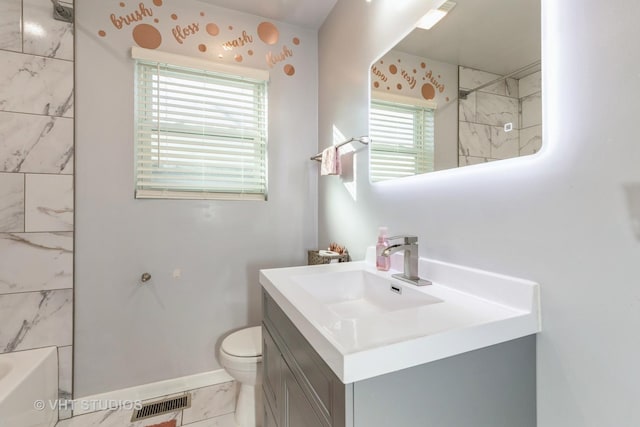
[196,0,338,29]
[395,0,541,76]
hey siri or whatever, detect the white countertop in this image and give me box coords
[259,248,541,384]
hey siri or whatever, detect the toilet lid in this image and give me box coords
[221,326,262,357]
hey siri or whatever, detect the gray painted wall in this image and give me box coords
[75,0,318,396]
[319,0,640,425]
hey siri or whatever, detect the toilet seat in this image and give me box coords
[221,326,262,358]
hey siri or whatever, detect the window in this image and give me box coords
[369,97,435,182]
[133,47,268,200]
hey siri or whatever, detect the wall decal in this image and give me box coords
[284,64,295,76]
[421,83,435,100]
[424,70,445,94]
[266,45,293,68]
[99,1,161,47]
[222,31,253,50]
[109,3,154,29]
[132,23,162,49]
[172,22,200,44]
[400,69,416,89]
[95,0,302,77]
[206,23,219,36]
[371,50,455,104]
[257,22,279,45]
[371,65,388,82]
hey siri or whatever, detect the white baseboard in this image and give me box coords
[72,369,234,416]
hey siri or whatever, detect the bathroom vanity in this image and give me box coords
[260,252,540,427]
[262,292,346,427]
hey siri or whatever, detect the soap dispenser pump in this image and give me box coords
[376,226,390,271]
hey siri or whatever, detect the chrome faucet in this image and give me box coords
[381,236,432,286]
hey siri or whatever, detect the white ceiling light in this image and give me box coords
[416,1,457,30]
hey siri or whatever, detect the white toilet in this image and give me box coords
[219,326,263,427]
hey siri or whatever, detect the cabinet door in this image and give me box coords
[263,325,283,426]
[263,393,279,427]
[284,370,327,427]
[263,291,345,424]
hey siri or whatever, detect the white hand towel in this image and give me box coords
[320,146,341,176]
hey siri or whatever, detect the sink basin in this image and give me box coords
[260,253,540,383]
[292,270,441,320]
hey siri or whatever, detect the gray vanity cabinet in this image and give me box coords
[263,291,345,427]
[262,326,284,427]
[262,290,537,427]
[283,369,327,427]
[263,331,327,427]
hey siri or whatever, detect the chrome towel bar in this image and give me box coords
[310,136,370,161]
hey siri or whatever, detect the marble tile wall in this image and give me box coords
[458,66,543,165]
[458,66,519,164]
[58,345,74,419]
[0,173,24,231]
[519,71,543,155]
[0,0,21,52]
[0,0,74,420]
[55,382,237,427]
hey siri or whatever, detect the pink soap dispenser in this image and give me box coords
[376,226,391,271]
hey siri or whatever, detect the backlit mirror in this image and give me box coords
[369,0,541,182]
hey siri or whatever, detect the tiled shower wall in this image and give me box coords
[458,66,542,165]
[0,0,74,418]
[518,71,543,156]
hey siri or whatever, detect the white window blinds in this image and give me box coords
[134,51,268,200]
[369,99,435,182]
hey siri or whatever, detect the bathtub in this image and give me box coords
[0,347,58,427]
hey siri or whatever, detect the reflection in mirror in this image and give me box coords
[369,0,541,182]
[369,92,437,182]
